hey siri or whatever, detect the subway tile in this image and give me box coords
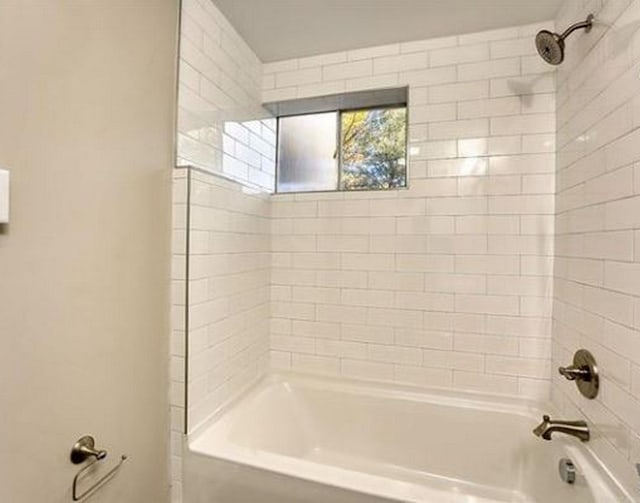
[458,138,488,157]
[292,354,340,374]
[490,74,554,97]
[317,235,369,253]
[367,307,424,329]
[428,119,489,140]
[346,73,399,91]
[401,66,457,87]
[342,289,395,308]
[409,178,458,198]
[454,333,519,356]
[426,197,487,215]
[323,60,372,81]
[583,286,635,327]
[316,339,367,359]
[489,153,554,175]
[458,96,520,119]
[395,328,453,350]
[297,80,346,99]
[455,294,520,315]
[410,103,457,124]
[582,231,634,261]
[292,320,340,340]
[486,356,549,378]
[317,304,367,324]
[271,334,315,354]
[426,273,486,294]
[373,52,428,74]
[342,323,394,344]
[458,58,520,81]
[429,81,490,104]
[275,67,322,88]
[370,235,428,253]
[422,349,484,372]
[395,291,454,312]
[491,113,555,135]
[396,253,455,273]
[341,359,394,381]
[488,136,522,155]
[428,157,488,177]
[522,133,555,153]
[604,261,640,296]
[368,344,422,366]
[454,370,519,394]
[342,253,395,271]
[456,254,520,275]
[488,195,554,215]
[430,43,490,67]
[298,51,347,69]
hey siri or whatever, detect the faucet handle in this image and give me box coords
[558,365,590,381]
[558,349,599,399]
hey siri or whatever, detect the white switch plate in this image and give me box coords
[0,169,9,224]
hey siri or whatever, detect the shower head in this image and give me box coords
[536,14,594,65]
[536,30,565,65]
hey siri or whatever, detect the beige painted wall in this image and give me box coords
[0,1,178,502]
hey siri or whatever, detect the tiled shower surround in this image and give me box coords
[172,0,640,500]
[265,27,556,396]
[171,0,274,499]
[551,0,640,487]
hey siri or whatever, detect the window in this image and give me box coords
[276,106,407,193]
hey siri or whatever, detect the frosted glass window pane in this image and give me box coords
[277,112,338,193]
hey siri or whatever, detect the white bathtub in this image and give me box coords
[185,373,632,503]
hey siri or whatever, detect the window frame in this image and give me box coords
[275,102,408,194]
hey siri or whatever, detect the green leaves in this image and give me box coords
[341,107,407,190]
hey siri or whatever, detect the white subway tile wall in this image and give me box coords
[177,0,276,191]
[552,0,640,490]
[170,169,188,502]
[265,23,556,399]
[170,168,271,503]
[172,0,276,500]
[186,169,270,431]
[173,0,640,498]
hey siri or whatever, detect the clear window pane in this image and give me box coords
[340,108,407,190]
[276,112,338,193]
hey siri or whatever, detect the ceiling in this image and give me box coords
[212,0,565,62]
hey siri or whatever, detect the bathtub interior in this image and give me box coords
[189,373,631,503]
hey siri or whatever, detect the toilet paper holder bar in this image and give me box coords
[70,435,128,501]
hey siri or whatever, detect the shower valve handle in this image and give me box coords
[558,365,590,381]
[557,349,599,399]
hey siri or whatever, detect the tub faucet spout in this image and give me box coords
[533,415,590,442]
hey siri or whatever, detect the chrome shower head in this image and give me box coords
[535,14,594,66]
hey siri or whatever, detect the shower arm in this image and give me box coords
[559,14,594,41]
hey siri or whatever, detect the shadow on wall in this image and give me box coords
[507,74,551,107]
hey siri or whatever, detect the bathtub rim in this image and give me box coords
[190,370,548,438]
